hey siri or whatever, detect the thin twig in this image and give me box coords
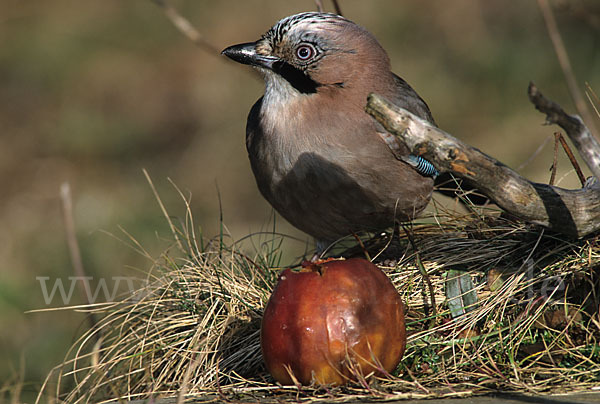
[549,133,559,186]
[315,0,324,13]
[537,0,599,139]
[585,83,600,119]
[351,232,371,261]
[60,183,97,331]
[517,134,552,171]
[151,0,222,55]
[556,132,587,186]
[332,0,343,16]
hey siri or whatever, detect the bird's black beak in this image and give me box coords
[221,42,278,69]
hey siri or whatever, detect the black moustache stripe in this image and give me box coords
[272,61,319,94]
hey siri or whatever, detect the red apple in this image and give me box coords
[261,258,406,386]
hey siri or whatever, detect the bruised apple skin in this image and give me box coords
[260,258,406,386]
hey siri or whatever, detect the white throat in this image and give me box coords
[258,69,311,135]
[261,69,304,107]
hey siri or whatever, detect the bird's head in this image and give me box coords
[222,12,392,98]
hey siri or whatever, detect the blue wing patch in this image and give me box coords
[405,155,439,178]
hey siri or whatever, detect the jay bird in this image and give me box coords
[222,12,439,255]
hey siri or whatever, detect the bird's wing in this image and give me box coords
[390,73,436,126]
[372,74,438,178]
[387,76,485,199]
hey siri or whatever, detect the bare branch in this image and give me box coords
[537,0,599,139]
[151,0,221,55]
[365,88,600,239]
[529,82,600,180]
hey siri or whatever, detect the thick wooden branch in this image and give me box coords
[365,84,600,238]
[528,83,600,179]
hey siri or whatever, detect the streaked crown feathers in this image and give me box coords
[261,12,349,46]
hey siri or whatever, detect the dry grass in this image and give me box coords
[36,196,600,403]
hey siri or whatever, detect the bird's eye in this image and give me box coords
[295,44,315,61]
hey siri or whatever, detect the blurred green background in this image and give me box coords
[1,0,598,400]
